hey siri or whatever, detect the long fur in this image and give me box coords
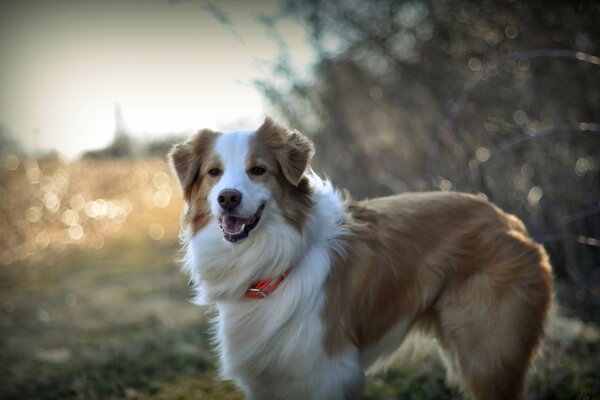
[170,118,553,400]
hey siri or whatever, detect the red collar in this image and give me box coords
[245,268,292,299]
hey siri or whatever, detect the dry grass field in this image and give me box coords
[1,156,598,399]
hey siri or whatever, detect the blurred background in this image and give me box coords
[1,1,598,399]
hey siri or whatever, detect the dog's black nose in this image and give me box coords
[218,189,242,211]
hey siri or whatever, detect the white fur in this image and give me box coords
[181,131,363,399]
[208,131,270,219]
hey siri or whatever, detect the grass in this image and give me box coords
[0,239,242,400]
[2,235,599,399]
[1,157,599,399]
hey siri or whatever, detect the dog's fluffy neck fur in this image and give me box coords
[182,171,345,305]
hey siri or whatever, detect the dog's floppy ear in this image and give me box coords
[277,129,315,186]
[168,129,218,200]
[256,118,315,186]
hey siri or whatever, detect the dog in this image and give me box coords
[169,118,552,400]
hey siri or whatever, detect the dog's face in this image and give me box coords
[169,118,314,243]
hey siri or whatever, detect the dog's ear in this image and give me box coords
[255,118,315,186]
[168,129,218,200]
[277,129,315,186]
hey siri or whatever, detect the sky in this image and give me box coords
[0,0,313,158]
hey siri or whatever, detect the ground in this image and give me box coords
[0,157,598,399]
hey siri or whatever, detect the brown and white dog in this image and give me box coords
[169,118,552,400]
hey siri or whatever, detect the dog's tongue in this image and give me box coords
[221,216,246,235]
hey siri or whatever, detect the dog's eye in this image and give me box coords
[208,168,221,177]
[249,166,266,176]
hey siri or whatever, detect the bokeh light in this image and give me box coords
[0,156,182,265]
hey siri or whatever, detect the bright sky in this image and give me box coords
[0,0,313,158]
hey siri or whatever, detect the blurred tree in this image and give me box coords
[83,104,134,160]
[254,0,600,320]
[144,134,187,158]
[0,123,21,157]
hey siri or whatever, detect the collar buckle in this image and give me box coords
[244,269,291,299]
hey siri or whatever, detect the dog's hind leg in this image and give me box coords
[434,231,552,400]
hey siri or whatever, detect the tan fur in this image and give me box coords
[248,119,314,232]
[323,192,552,400]
[168,129,221,234]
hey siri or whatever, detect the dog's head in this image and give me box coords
[169,118,315,244]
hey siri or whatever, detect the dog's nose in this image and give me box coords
[218,189,242,211]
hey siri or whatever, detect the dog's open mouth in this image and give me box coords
[218,205,265,243]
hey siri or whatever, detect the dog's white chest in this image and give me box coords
[214,248,363,400]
